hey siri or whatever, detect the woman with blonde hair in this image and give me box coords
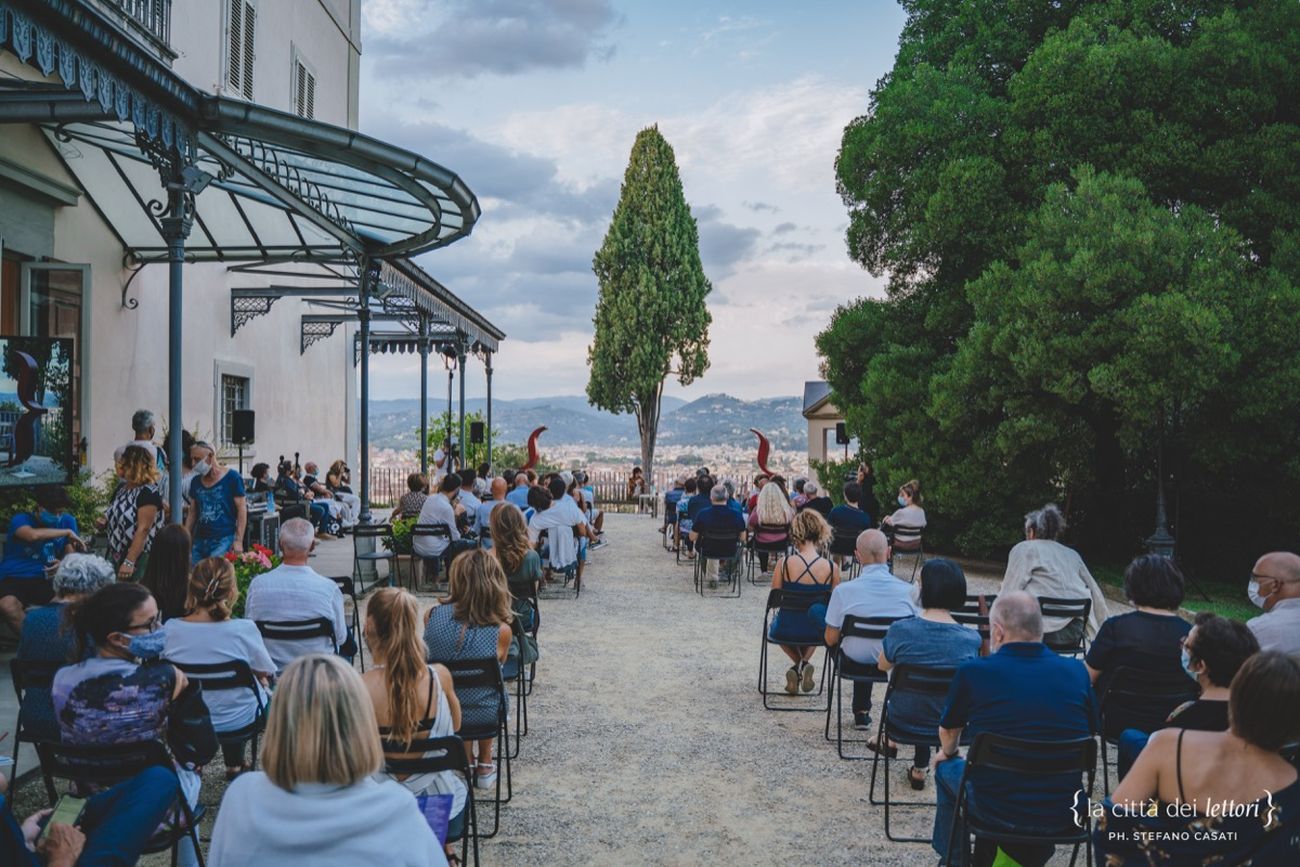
[768,509,840,694]
[424,549,513,790]
[163,556,274,779]
[361,587,466,854]
[209,654,445,867]
[106,444,165,578]
[748,480,794,574]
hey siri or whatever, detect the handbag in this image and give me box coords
[167,676,219,769]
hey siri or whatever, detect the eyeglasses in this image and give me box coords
[125,615,161,633]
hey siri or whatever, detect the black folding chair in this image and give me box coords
[829,529,860,578]
[823,615,901,759]
[352,522,400,594]
[380,733,479,867]
[952,594,996,655]
[36,739,207,865]
[758,587,832,711]
[944,733,1096,867]
[1038,597,1092,656]
[411,522,453,588]
[439,657,512,838]
[661,504,678,551]
[501,618,531,757]
[748,526,791,585]
[536,527,581,599]
[255,617,338,671]
[477,524,492,549]
[867,664,962,841]
[888,524,925,581]
[9,658,62,776]
[1097,664,1198,792]
[693,528,744,598]
[508,578,541,696]
[172,660,267,785]
[329,574,365,672]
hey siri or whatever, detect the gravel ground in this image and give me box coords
[7,514,1098,865]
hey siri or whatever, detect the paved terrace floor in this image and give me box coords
[2,514,1123,865]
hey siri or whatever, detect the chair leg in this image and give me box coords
[1101,736,1111,795]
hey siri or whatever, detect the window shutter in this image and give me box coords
[240,1,256,100]
[305,70,315,119]
[227,0,242,92]
[294,58,316,119]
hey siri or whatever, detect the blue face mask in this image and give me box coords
[126,629,167,661]
[897,496,907,507]
[1180,648,1198,680]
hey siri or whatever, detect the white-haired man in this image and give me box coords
[116,408,168,504]
[302,461,355,529]
[244,518,349,671]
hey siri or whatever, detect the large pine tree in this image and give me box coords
[587,126,712,483]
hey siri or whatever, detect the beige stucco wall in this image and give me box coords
[804,401,843,465]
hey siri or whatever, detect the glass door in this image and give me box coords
[21,263,89,465]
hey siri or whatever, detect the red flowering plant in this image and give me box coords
[225,543,280,617]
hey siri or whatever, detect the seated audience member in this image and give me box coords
[824,529,917,727]
[880,478,926,536]
[326,460,362,519]
[574,471,604,539]
[674,477,701,553]
[748,481,794,574]
[274,459,329,536]
[798,481,833,517]
[689,484,747,582]
[827,481,873,560]
[139,523,193,622]
[769,511,841,695]
[105,445,164,579]
[789,477,808,509]
[473,463,491,498]
[362,588,466,859]
[209,655,445,867]
[15,554,115,744]
[1000,503,1109,651]
[662,477,686,542]
[873,559,980,789]
[1097,652,1300,866]
[52,582,205,867]
[1245,550,1300,655]
[457,468,482,529]
[627,466,646,500]
[424,550,513,791]
[0,487,83,637]
[1,765,189,867]
[746,475,768,513]
[392,473,430,522]
[249,462,274,494]
[164,557,275,779]
[244,518,349,671]
[1085,554,1190,698]
[932,591,1097,866]
[1116,612,1259,779]
[303,462,354,531]
[413,474,477,571]
[529,479,594,580]
[492,505,542,633]
[506,473,532,510]
[722,479,743,516]
[474,477,509,548]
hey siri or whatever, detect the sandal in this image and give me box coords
[909,766,928,790]
[864,735,898,759]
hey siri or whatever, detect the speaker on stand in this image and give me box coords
[232,409,255,476]
[835,422,850,460]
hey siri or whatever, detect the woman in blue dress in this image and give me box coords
[769,510,840,694]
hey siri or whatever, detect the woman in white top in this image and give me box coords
[163,556,275,779]
[1000,503,1110,649]
[881,478,927,531]
[209,654,446,867]
[361,587,466,859]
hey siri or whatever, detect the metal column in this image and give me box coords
[457,337,466,475]
[357,259,377,524]
[484,350,493,471]
[445,355,453,463]
[160,185,192,523]
[418,313,429,476]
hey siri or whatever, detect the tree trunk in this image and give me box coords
[634,382,663,490]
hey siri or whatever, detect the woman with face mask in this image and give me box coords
[51,582,204,867]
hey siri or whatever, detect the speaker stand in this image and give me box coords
[238,443,244,477]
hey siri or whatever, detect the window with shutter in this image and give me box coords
[294,57,317,119]
[226,0,255,99]
[241,2,255,99]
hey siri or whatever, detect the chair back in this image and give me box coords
[438,656,506,692]
[882,664,961,741]
[172,659,262,698]
[411,523,452,542]
[765,586,832,614]
[379,732,472,778]
[11,658,62,696]
[1099,665,1199,738]
[329,574,358,600]
[965,732,1096,781]
[1037,596,1091,623]
[697,528,743,559]
[840,614,900,643]
[352,523,395,541]
[36,739,177,789]
[891,524,923,549]
[255,617,336,648]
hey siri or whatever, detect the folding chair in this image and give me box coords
[952,594,996,655]
[758,587,832,712]
[693,529,744,598]
[171,660,268,789]
[536,528,581,600]
[9,658,63,777]
[35,739,207,865]
[501,618,530,757]
[748,526,790,585]
[1097,664,1198,793]
[829,529,860,578]
[329,574,365,671]
[411,523,453,589]
[661,505,678,551]
[439,657,512,838]
[944,733,1096,867]
[1038,597,1092,656]
[255,617,339,671]
[380,733,479,867]
[477,524,492,549]
[823,615,901,758]
[508,578,541,697]
[889,524,925,581]
[352,522,400,594]
[867,664,961,841]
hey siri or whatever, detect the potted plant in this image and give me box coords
[226,543,281,618]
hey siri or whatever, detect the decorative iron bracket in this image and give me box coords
[231,293,281,336]
[301,318,341,354]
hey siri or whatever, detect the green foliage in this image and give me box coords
[824,0,1300,576]
[386,515,415,555]
[0,469,115,538]
[587,126,712,481]
[425,410,498,471]
[489,442,559,475]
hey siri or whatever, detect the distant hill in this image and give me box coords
[368,393,801,450]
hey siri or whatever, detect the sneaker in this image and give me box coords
[474,762,497,790]
[784,665,799,695]
[801,662,816,693]
[853,713,873,731]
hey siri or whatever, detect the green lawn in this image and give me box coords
[1091,564,1257,622]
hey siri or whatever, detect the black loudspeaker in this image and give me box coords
[835,422,850,445]
[232,409,256,445]
[470,421,485,444]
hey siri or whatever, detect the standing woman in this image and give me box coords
[362,588,466,859]
[140,523,193,622]
[106,445,165,580]
[184,440,247,563]
[423,549,513,790]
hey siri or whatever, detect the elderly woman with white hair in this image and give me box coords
[15,553,117,743]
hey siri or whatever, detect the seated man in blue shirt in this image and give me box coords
[933,591,1097,866]
[827,482,873,568]
[689,485,746,583]
[0,487,83,638]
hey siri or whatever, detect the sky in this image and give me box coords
[359,0,907,402]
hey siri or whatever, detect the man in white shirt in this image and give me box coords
[413,473,476,568]
[431,438,449,481]
[244,518,349,671]
[824,528,918,729]
[1246,551,1300,656]
[528,479,594,584]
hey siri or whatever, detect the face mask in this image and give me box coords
[1248,579,1267,609]
[897,495,907,507]
[193,460,211,477]
[1180,648,1198,680]
[125,629,167,660]
[38,510,58,526]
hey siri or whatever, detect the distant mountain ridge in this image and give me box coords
[368,393,803,451]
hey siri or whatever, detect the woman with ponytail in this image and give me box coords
[163,556,274,779]
[361,587,465,854]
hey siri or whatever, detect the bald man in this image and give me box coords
[1246,551,1300,655]
[824,528,917,729]
[475,477,510,549]
[506,473,531,510]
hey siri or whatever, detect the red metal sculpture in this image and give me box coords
[750,428,772,476]
[522,426,548,470]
